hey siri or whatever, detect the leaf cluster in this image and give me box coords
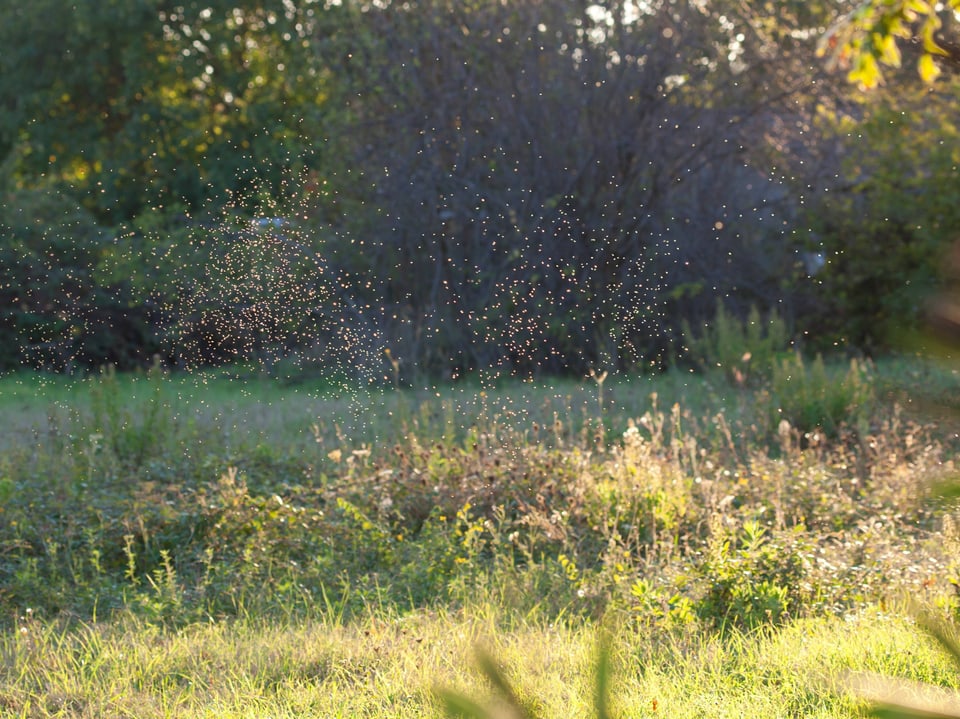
[820,0,958,88]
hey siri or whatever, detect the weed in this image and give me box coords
[590,368,609,417]
[695,518,807,630]
[682,301,790,385]
[766,353,874,439]
[87,359,177,469]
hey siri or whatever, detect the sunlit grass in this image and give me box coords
[0,357,888,448]
[1,357,959,716]
[3,602,959,718]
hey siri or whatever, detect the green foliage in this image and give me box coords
[0,0,338,221]
[682,301,790,384]
[805,83,960,351]
[0,194,348,371]
[0,363,958,716]
[0,0,932,374]
[695,519,807,631]
[0,187,160,370]
[87,361,175,469]
[4,0,955,377]
[591,419,694,549]
[765,353,874,437]
[0,359,952,668]
[820,0,957,88]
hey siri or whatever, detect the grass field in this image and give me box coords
[1,355,960,717]
[5,603,960,718]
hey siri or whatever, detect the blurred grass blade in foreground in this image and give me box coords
[437,636,614,719]
[846,670,960,719]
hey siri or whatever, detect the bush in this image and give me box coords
[682,301,790,385]
[803,87,960,351]
[694,519,808,630]
[765,353,874,438]
[0,188,160,370]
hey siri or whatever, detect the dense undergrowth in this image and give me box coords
[1,353,957,638]
[2,350,960,717]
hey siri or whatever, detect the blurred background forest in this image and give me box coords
[2,0,959,380]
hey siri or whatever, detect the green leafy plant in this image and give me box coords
[87,360,176,469]
[695,519,808,631]
[682,301,790,385]
[802,89,960,352]
[766,352,874,438]
[628,577,696,629]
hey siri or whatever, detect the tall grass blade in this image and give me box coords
[437,689,495,719]
[595,635,613,719]
[870,703,960,719]
[915,612,960,674]
[474,646,532,718]
[847,672,960,719]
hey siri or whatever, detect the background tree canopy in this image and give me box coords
[1,0,958,377]
[0,0,333,220]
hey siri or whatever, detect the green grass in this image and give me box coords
[2,603,959,718]
[1,356,959,717]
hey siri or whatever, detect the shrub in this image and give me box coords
[0,188,158,370]
[590,423,693,549]
[765,353,874,438]
[800,86,960,353]
[695,519,808,631]
[682,301,790,385]
[86,361,177,470]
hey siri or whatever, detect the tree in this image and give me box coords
[314,0,849,376]
[0,0,337,222]
[0,0,876,374]
[799,1,960,349]
[819,0,960,87]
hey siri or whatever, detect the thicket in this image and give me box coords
[802,84,960,352]
[1,0,957,376]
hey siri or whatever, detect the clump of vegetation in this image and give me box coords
[765,353,874,438]
[682,302,790,385]
[0,359,949,628]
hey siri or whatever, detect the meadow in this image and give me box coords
[2,353,960,717]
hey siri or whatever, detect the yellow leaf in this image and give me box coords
[904,0,934,22]
[919,52,941,83]
[886,16,910,39]
[922,18,948,55]
[849,53,882,89]
[875,33,902,67]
